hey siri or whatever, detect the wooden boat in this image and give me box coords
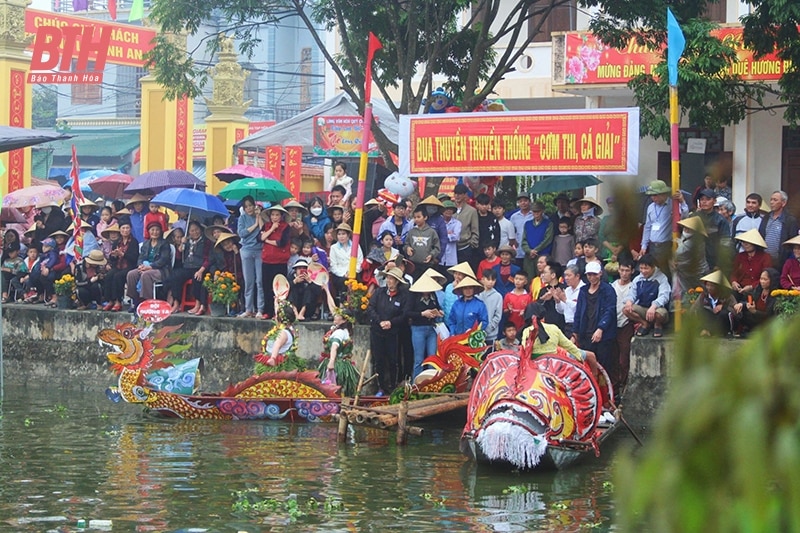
[99,311,483,422]
[460,346,619,471]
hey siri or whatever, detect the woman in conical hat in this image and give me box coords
[731,228,771,299]
[408,275,444,379]
[673,216,710,295]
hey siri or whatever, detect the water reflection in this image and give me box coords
[0,386,622,532]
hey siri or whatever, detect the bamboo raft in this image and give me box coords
[337,392,470,445]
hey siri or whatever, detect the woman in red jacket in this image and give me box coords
[260,204,291,318]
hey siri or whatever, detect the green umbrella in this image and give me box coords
[528,175,602,194]
[218,177,292,203]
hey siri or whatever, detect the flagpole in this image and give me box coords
[349,33,382,279]
[667,8,685,331]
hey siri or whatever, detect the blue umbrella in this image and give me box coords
[150,188,229,220]
[125,169,205,195]
[79,168,116,180]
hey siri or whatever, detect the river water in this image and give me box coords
[0,385,627,532]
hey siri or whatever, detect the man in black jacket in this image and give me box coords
[759,190,800,268]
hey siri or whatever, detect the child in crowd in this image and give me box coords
[404,206,440,279]
[25,237,58,303]
[492,245,520,297]
[551,217,575,267]
[495,322,521,353]
[566,241,584,269]
[363,230,399,295]
[11,247,39,302]
[503,271,530,335]
[95,206,117,255]
[300,238,328,270]
[478,243,501,277]
[286,238,302,275]
[441,201,461,268]
[477,269,503,345]
[1,246,24,302]
[144,202,169,234]
[328,162,353,205]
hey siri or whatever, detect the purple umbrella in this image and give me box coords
[214,164,276,184]
[125,169,205,195]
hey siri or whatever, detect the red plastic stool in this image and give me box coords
[180,279,197,312]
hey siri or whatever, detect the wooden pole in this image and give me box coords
[353,349,372,406]
[396,401,408,445]
[337,398,350,443]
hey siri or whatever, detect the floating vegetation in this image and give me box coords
[502,484,531,494]
[231,489,345,522]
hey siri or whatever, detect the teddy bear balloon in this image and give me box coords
[384,172,417,199]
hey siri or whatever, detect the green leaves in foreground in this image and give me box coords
[615,318,800,532]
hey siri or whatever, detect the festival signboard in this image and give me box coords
[559,26,790,86]
[398,108,639,177]
[313,116,380,157]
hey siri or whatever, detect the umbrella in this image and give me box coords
[2,184,69,209]
[218,178,292,204]
[150,187,229,220]
[0,125,73,154]
[214,164,276,184]
[528,175,603,194]
[79,168,116,180]
[125,169,205,195]
[89,173,134,200]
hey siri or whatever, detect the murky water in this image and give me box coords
[0,386,627,532]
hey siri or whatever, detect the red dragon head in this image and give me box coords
[98,322,186,375]
[461,345,606,469]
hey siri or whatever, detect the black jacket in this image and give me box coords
[367,285,411,334]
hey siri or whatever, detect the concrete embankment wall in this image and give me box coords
[2,305,705,426]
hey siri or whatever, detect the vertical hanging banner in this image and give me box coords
[235,128,245,164]
[8,70,26,191]
[265,145,282,179]
[284,146,303,199]
[175,97,189,170]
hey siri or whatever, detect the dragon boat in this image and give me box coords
[98,302,485,422]
[460,341,620,471]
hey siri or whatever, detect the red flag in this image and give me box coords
[365,32,382,102]
[109,0,117,20]
[284,146,303,200]
[69,145,85,261]
[265,145,282,179]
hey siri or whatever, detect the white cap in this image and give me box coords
[714,196,728,207]
[585,262,602,275]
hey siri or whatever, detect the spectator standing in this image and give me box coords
[552,217,575,267]
[640,180,689,276]
[441,201,462,269]
[477,269,503,345]
[492,245,520,297]
[715,198,736,236]
[448,277,489,335]
[407,275,444,379]
[475,193,500,249]
[572,197,603,243]
[404,205,440,279]
[572,261,617,376]
[759,191,799,267]
[328,222,363,305]
[549,193,574,228]
[689,188,732,271]
[492,200,517,249]
[259,205,291,318]
[366,267,410,395]
[611,259,636,395]
[521,201,554,279]
[732,193,764,252]
[509,192,533,267]
[452,183,480,269]
[672,216,709,295]
[237,196,265,318]
[536,261,566,332]
[125,194,149,243]
[418,196,449,265]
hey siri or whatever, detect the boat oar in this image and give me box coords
[613,403,644,447]
[353,349,371,407]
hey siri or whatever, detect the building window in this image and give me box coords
[71,61,102,105]
[116,65,146,118]
[530,0,576,43]
[703,0,727,23]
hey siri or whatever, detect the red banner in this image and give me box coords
[235,128,245,164]
[399,108,639,177]
[265,145,282,180]
[284,146,302,199]
[561,26,789,86]
[24,9,156,68]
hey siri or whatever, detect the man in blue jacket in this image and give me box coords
[572,261,617,376]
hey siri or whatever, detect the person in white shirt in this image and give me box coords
[509,192,533,266]
[492,199,517,249]
[611,259,635,396]
[555,264,584,338]
[328,223,363,305]
[441,201,462,268]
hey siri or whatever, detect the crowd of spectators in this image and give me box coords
[3,171,798,397]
